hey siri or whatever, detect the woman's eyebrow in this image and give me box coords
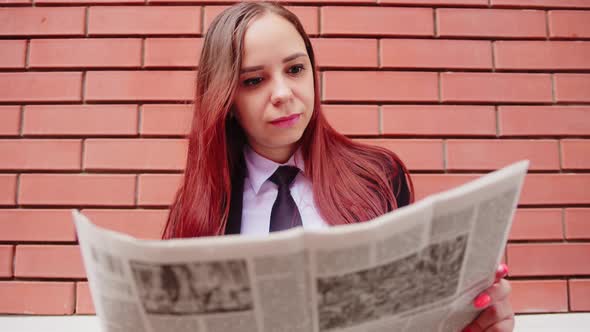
[240,52,307,74]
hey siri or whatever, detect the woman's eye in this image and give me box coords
[243,77,262,87]
[288,64,304,75]
[242,65,304,87]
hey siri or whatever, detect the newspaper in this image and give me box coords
[72,160,529,332]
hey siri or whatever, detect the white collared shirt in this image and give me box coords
[240,144,329,235]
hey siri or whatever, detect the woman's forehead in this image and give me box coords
[240,13,307,67]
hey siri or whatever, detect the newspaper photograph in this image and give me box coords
[73,160,530,332]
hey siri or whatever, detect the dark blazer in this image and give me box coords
[224,160,411,235]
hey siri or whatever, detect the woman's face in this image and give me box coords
[232,13,315,163]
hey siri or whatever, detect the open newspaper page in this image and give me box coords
[73,159,529,332]
[303,160,529,332]
[74,212,312,332]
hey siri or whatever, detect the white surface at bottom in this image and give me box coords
[0,313,589,331]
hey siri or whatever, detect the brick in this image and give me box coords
[0,174,17,206]
[85,70,195,102]
[446,139,560,171]
[415,173,590,206]
[138,174,183,206]
[380,0,487,5]
[41,0,142,5]
[140,104,192,136]
[0,281,75,314]
[0,40,26,69]
[510,280,568,313]
[248,0,373,3]
[382,105,496,137]
[565,208,590,240]
[493,0,590,9]
[508,208,563,240]
[76,282,95,314]
[441,72,552,103]
[29,38,142,69]
[205,0,372,3]
[549,11,590,39]
[0,139,81,171]
[84,139,188,171]
[82,209,167,240]
[0,7,85,36]
[23,104,138,136]
[495,41,590,70]
[287,6,319,36]
[0,105,20,136]
[437,8,546,38]
[145,38,202,68]
[561,139,590,170]
[0,245,13,278]
[204,6,319,36]
[88,6,201,36]
[323,71,438,102]
[520,174,590,205]
[0,0,30,4]
[0,72,82,102]
[498,106,590,137]
[381,39,492,70]
[507,243,590,276]
[570,279,590,311]
[554,74,590,103]
[323,105,379,135]
[15,245,85,278]
[40,0,142,3]
[411,174,477,200]
[321,7,433,37]
[311,38,378,68]
[0,209,76,242]
[354,139,444,171]
[19,174,135,206]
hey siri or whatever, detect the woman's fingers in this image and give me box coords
[495,263,508,283]
[462,266,514,332]
[472,298,515,331]
[463,279,515,332]
[463,314,516,332]
[473,278,512,309]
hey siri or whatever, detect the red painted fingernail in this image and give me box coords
[500,263,509,276]
[495,263,509,281]
[462,327,473,332]
[474,293,491,309]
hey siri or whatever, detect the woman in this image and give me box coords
[162,2,514,331]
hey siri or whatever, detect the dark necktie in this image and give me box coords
[268,166,302,232]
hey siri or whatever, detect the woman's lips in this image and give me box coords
[270,114,301,128]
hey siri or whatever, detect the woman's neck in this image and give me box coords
[248,143,298,164]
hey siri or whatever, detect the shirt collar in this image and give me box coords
[243,144,306,195]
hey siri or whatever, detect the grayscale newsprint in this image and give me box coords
[73,160,529,332]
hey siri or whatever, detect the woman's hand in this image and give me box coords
[462,264,515,332]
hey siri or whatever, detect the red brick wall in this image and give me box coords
[1,0,589,316]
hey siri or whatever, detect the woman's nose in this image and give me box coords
[270,77,293,106]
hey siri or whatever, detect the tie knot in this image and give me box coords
[269,166,300,188]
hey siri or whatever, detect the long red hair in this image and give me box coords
[162,1,414,239]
